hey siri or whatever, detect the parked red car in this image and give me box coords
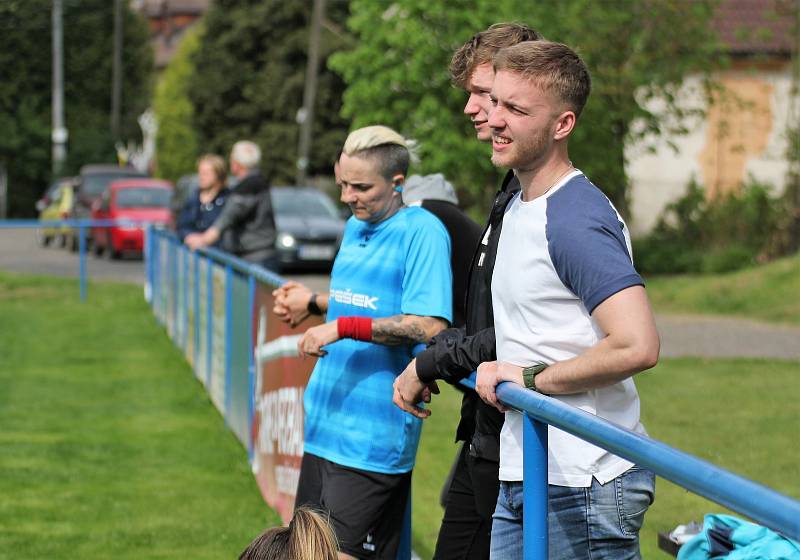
[91,179,173,258]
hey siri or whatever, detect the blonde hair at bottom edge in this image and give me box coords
[239,507,339,560]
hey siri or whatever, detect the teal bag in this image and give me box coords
[677,514,800,560]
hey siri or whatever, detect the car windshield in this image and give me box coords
[84,172,146,198]
[116,188,172,209]
[272,189,338,218]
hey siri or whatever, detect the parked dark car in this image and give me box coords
[66,164,147,251]
[171,173,199,222]
[271,186,345,271]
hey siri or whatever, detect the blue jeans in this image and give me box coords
[490,467,655,560]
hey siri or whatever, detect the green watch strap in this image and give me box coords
[522,362,548,393]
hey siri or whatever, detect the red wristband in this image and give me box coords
[337,316,373,341]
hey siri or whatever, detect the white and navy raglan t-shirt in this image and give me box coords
[492,170,648,487]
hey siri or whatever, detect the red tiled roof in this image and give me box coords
[712,0,797,55]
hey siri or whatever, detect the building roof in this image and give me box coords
[712,0,797,55]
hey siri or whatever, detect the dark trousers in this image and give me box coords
[434,442,501,559]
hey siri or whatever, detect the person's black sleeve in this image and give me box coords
[416,326,496,384]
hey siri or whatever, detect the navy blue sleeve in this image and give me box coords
[176,197,197,241]
[546,178,643,314]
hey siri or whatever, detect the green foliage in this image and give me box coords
[189,0,350,183]
[0,0,153,217]
[330,0,721,216]
[153,24,204,183]
[0,272,277,558]
[634,178,792,274]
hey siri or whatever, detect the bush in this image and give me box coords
[635,178,790,275]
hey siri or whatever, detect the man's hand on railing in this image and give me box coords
[392,358,440,419]
[272,281,313,328]
[475,361,524,412]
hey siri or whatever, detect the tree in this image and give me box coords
[330,0,721,217]
[189,0,351,183]
[153,24,203,183]
[0,0,152,217]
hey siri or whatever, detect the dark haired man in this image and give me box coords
[392,22,544,560]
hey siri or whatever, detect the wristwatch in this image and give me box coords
[522,362,548,393]
[307,293,322,315]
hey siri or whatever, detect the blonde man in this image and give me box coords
[274,126,452,559]
[475,41,658,560]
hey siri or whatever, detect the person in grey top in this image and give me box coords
[185,140,278,269]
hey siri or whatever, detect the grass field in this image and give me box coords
[645,252,800,325]
[2,271,798,559]
[0,272,278,559]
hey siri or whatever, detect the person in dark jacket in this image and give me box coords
[402,173,481,329]
[185,140,278,269]
[176,154,230,242]
[391,22,543,560]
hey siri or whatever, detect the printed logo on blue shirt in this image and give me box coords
[329,288,379,310]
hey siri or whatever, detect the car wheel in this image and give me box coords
[38,231,52,247]
[92,237,103,257]
[105,233,120,260]
[69,234,78,252]
[57,234,67,248]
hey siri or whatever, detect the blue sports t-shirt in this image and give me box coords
[303,206,452,474]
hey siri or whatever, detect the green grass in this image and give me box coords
[0,272,278,559]
[645,252,800,325]
[413,357,800,559]
[3,271,798,559]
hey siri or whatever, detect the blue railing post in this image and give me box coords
[78,224,87,302]
[206,258,213,388]
[523,413,549,559]
[247,274,256,461]
[224,264,233,423]
[194,250,200,370]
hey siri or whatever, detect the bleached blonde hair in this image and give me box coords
[342,125,418,180]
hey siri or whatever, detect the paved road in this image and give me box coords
[2,228,797,360]
[0,227,330,291]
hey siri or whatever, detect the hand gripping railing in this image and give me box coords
[459,374,800,559]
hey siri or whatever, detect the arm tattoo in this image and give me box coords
[372,315,440,345]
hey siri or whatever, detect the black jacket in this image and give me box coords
[415,170,520,462]
[419,199,482,328]
[213,172,277,260]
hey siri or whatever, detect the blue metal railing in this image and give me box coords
[141,227,799,558]
[0,219,154,301]
[458,375,800,558]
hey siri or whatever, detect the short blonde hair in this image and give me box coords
[197,154,227,183]
[342,125,416,180]
[494,41,591,118]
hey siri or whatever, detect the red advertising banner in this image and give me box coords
[250,283,324,523]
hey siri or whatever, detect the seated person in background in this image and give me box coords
[176,154,230,243]
[272,125,452,560]
[239,507,338,560]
